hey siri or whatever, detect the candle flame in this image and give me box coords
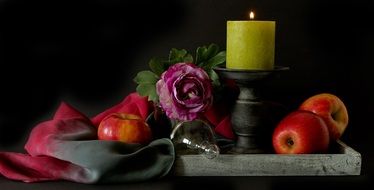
[249,11,255,20]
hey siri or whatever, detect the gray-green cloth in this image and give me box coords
[55,139,175,183]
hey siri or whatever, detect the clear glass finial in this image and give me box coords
[170,119,220,159]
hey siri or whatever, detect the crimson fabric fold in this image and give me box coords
[0,92,234,183]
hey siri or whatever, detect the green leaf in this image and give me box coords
[196,46,207,66]
[149,58,167,76]
[168,48,193,65]
[208,69,221,87]
[133,70,159,84]
[203,44,219,61]
[183,54,194,62]
[134,70,159,102]
[136,84,158,102]
[169,48,186,61]
[203,51,226,70]
[196,44,221,67]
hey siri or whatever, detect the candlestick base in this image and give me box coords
[214,66,289,154]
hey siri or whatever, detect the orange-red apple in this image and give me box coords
[272,110,330,154]
[299,93,348,140]
[98,113,152,144]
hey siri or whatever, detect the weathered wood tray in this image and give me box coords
[172,140,361,176]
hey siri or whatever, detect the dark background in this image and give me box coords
[0,0,373,189]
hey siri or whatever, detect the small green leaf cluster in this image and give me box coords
[134,44,226,102]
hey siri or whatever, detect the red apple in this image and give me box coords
[299,93,349,140]
[98,113,152,144]
[272,110,330,154]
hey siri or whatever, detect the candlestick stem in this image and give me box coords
[231,84,267,153]
[214,66,289,154]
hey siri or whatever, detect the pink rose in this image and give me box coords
[156,63,213,121]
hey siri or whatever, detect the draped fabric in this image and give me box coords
[0,92,233,183]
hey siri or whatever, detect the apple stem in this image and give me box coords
[331,112,338,121]
[287,138,294,146]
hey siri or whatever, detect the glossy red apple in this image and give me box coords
[299,93,349,140]
[272,110,330,154]
[98,113,152,144]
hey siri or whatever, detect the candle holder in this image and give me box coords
[213,66,289,153]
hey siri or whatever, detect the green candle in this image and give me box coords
[226,16,275,70]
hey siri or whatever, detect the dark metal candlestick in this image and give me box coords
[214,66,288,153]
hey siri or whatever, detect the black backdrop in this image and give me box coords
[0,0,373,189]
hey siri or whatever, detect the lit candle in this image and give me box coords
[226,11,275,70]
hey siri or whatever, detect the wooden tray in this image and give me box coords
[172,140,361,176]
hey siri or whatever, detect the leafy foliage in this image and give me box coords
[134,43,226,102]
[133,71,159,102]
